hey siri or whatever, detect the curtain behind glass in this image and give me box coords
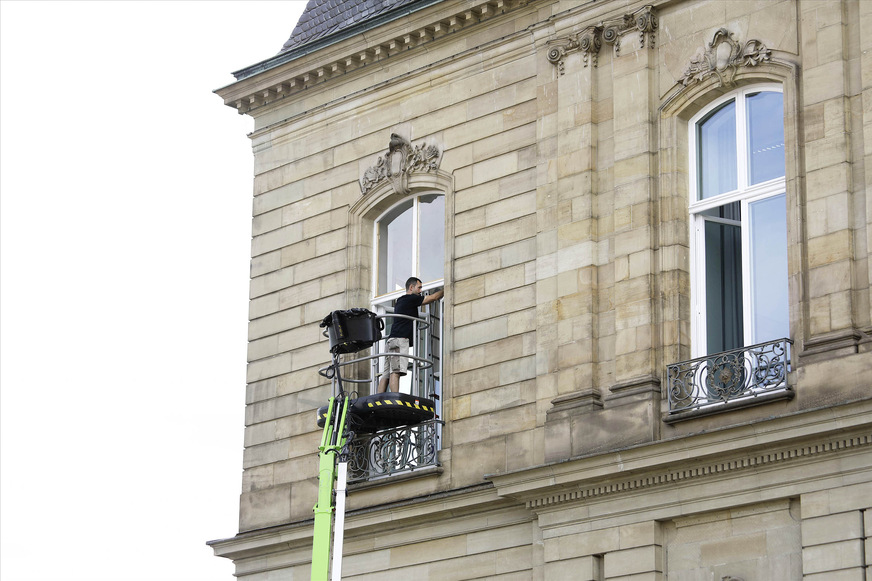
[704,204,743,354]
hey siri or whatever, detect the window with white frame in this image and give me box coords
[689,85,788,358]
[371,193,444,397]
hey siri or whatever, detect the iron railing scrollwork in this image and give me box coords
[666,338,792,413]
[348,419,443,482]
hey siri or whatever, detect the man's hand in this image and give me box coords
[422,287,444,305]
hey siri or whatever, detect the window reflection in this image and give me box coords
[377,200,413,295]
[749,194,788,343]
[698,100,737,200]
[418,194,445,285]
[747,92,785,185]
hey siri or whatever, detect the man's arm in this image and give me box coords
[421,288,444,306]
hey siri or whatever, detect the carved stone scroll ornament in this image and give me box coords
[546,5,656,74]
[679,28,771,87]
[546,25,602,73]
[545,37,577,76]
[602,5,657,58]
[359,134,442,196]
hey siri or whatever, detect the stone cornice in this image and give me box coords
[528,432,871,510]
[215,0,533,115]
[231,0,445,82]
[487,399,872,508]
[208,483,504,562]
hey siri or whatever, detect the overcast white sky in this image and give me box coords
[0,2,308,579]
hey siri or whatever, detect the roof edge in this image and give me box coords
[231,0,443,82]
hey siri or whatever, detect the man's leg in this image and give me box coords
[380,338,399,393]
[389,372,400,392]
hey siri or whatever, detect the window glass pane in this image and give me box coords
[698,100,737,199]
[747,92,785,185]
[700,202,741,222]
[705,208,743,353]
[377,200,413,295]
[418,194,444,284]
[749,194,788,343]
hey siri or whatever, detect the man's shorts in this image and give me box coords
[383,337,410,375]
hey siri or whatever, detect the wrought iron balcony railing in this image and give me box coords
[347,419,443,483]
[666,338,792,414]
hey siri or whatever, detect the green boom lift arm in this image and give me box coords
[311,392,351,581]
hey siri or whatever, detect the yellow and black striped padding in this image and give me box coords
[316,392,436,433]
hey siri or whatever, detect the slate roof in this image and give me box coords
[231,0,440,81]
[280,0,421,52]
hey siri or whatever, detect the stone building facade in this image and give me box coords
[210,0,872,578]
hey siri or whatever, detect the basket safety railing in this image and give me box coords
[368,313,439,401]
[317,311,442,483]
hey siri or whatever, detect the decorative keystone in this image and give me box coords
[679,28,771,87]
[359,134,442,196]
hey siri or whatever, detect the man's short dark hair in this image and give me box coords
[405,277,422,290]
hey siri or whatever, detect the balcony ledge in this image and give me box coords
[663,387,795,425]
[348,463,442,491]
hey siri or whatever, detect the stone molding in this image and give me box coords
[208,483,504,562]
[608,374,661,400]
[545,5,657,73]
[359,133,442,196]
[547,389,604,415]
[224,0,531,114]
[800,329,863,362]
[488,400,872,507]
[526,431,871,509]
[678,28,771,88]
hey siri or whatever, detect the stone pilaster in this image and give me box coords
[800,483,872,579]
[539,21,606,461]
[799,0,867,360]
[858,0,872,350]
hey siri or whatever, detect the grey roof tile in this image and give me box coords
[280,0,421,52]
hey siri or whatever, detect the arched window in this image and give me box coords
[375,193,445,297]
[689,85,788,357]
[371,193,445,397]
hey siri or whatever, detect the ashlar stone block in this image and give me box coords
[802,539,865,574]
[802,511,864,547]
[544,555,602,580]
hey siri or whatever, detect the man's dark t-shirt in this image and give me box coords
[388,293,424,345]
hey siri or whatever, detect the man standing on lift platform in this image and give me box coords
[379,277,444,393]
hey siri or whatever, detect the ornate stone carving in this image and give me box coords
[545,25,602,73]
[601,5,657,57]
[546,6,656,74]
[359,134,442,196]
[679,28,771,87]
[545,37,576,75]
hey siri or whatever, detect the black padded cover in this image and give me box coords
[316,392,436,433]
